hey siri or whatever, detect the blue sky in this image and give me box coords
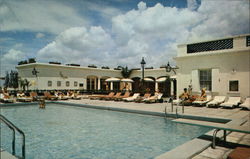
[0,0,249,78]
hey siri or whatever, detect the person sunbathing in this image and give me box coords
[2,87,10,98]
[196,88,207,101]
[17,91,25,97]
[179,88,191,105]
[179,88,189,100]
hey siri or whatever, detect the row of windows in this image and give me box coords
[199,70,238,92]
[48,81,80,87]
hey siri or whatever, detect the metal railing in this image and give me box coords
[165,97,184,118]
[0,114,26,159]
[212,129,227,149]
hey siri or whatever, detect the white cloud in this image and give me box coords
[37,26,115,66]
[138,1,147,11]
[36,33,45,39]
[188,0,250,42]
[13,43,23,49]
[110,0,249,66]
[36,1,249,69]
[0,0,88,34]
[187,0,199,11]
[0,49,26,76]
[87,3,122,22]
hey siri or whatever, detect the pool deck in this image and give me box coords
[1,99,250,159]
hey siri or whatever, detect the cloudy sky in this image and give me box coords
[0,0,249,77]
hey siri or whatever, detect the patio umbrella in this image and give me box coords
[156,77,167,83]
[105,77,121,82]
[121,78,134,82]
[170,75,177,79]
[143,78,154,82]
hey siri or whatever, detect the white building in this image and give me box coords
[175,34,250,99]
[16,63,176,96]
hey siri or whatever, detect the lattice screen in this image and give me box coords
[247,36,250,47]
[187,38,233,53]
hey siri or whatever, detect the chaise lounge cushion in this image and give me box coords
[227,147,250,159]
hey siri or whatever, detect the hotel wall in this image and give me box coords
[130,69,174,79]
[176,51,250,99]
[17,63,122,90]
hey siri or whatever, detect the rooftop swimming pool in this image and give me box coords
[1,104,211,159]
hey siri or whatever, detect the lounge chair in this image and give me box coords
[71,92,81,100]
[134,93,151,103]
[206,96,226,108]
[55,92,69,100]
[240,97,250,110]
[144,93,163,103]
[192,95,212,106]
[173,99,181,105]
[30,92,41,101]
[0,93,15,103]
[98,92,115,100]
[114,92,130,101]
[44,92,58,100]
[107,92,122,100]
[220,96,241,108]
[123,93,140,102]
[17,93,33,102]
[227,147,250,159]
[89,93,108,100]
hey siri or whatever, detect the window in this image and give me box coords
[199,70,212,91]
[48,81,52,87]
[229,80,239,92]
[66,81,70,87]
[74,81,78,87]
[87,79,90,90]
[57,81,61,87]
[79,83,84,87]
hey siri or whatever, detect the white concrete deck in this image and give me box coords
[61,99,249,120]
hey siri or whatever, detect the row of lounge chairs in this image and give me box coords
[173,95,250,110]
[0,91,81,103]
[89,92,163,103]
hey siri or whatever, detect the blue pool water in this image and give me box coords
[1,104,211,159]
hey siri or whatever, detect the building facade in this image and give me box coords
[16,63,176,96]
[175,34,250,99]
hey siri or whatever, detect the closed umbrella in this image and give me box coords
[105,77,121,82]
[143,78,154,82]
[156,77,167,83]
[121,78,134,83]
[170,75,177,79]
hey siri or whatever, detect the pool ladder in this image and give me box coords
[0,114,26,159]
[164,98,179,119]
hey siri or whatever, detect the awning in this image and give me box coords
[121,78,134,82]
[105,77,121,82]
[143,78,154,82]
[156,77,167,83]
